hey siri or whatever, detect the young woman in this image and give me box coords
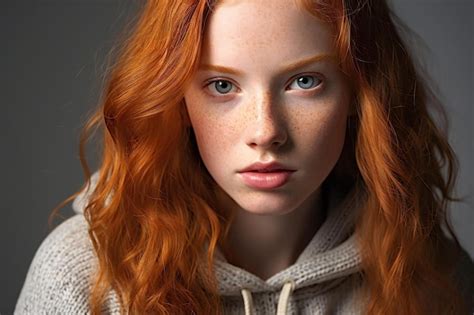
[16,0,473,314]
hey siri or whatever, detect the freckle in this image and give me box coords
[294,124,301,133]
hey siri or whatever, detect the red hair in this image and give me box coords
[49,0,469,314]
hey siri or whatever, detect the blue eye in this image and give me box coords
[288,75,322,90]
[205,74,323,97]
[207,80,236,95]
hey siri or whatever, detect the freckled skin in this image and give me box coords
[184,0,351,215]
[183,0,353,277]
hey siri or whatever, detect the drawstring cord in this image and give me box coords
[241,287,255,315]
[276,280,295,315]
[240,280,296,315]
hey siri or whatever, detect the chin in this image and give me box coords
[234,195,300,216]
[241,207,290,216]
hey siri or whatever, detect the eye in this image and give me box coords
[204,74,323,97]
[287,75,323,91]
[205,79,238,96]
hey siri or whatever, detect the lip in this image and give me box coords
[238,161,295,173]
[237,161,296,189]
[238,171,295,189]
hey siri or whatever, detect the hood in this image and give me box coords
[72,171,363,315]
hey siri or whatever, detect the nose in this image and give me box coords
[245,91,288,150]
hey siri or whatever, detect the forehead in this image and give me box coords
[201,0,335,69]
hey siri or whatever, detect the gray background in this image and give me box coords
[1,1,472,313]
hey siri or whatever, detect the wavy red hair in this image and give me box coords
[49,0,469,314]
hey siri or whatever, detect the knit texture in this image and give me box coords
[15,171,474,314]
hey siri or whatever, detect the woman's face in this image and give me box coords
[183,0,352,216]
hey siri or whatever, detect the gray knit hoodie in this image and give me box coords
[15,171,473,314]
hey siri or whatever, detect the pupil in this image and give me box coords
[216,80,231,93]
[297,76,313,89]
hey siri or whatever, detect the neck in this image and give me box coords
[218,186,326,281]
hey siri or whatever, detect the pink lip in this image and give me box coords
[238,170,295,189]
[238,161,295,173]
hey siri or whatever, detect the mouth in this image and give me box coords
[238,161,296,173]
[246,169,290,173]
[238,170,295,189]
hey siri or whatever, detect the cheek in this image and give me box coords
[291,76,351,149]
[185,104,233,170]
[319,109,347,145]
[297,105,349,167]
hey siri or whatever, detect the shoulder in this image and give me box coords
[15,214,100,314]
[451,242,474,313]
[441,234,474,313]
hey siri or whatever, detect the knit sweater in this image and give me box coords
[15,171,474,314]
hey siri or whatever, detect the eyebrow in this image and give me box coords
[198,53,337,76]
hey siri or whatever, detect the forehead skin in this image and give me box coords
[201,0,336,82]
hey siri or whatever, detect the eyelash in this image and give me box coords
[203,74,324,98]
